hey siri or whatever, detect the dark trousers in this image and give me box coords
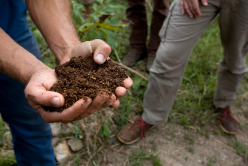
[126,0,169,56]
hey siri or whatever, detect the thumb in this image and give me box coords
[25,86,65,108]
[201,0,208,6]
[91,39,111,64]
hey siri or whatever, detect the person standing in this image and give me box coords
[118,0,248,144]
[122,0,170,71]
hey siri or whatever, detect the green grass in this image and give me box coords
[129,150,162,166]
[0,154,16,166]
[206,155,217,166]
[230,138,248,162]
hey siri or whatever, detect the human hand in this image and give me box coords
[180,0,208,18]
[25,39,133,123]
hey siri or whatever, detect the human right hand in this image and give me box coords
[25,39,133,123]
[180,0,208,18]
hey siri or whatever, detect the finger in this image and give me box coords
[184,2,193,18]
[25,84,65,108]
[69,39,111,65]
[123,77,133,89]
[109,99,120,108]
[201,0,208,6]
[82,94,108,114]
[102,94,116,107]
[181,0,185,14]
[36,98,92,123]
[91,39,111,64]
[115,87,126,98]
[191,0,201,18]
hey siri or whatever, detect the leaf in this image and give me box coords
[98,22,121,31]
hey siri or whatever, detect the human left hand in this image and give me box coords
[180,0,208,18]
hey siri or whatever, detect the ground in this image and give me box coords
[87,103,248,166]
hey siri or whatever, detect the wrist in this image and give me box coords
[50,39,81,64]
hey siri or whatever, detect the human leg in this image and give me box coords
[123,0,147,67]
[118,0,220,144]
[146,0,169,71]
[213,0,248,134]
[142,0,220,125]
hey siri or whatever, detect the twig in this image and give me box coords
[122,157,129,166]
[146,0,153,11]
[86,146,104,166]
[41,48,50,57]
[212,138,237,152]
[112,60,148,81]
[113,50,148,80]
[114,50,122,63]
[113,110,134,123]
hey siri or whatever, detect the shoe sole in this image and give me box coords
[220,124,237,135]
[117,133,140,145]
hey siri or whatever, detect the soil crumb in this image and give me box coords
[44,56,128,112]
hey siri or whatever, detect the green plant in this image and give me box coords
[184,134,195,145]
[186,147,195,154]
[0,118,4,147]
[206,155,217,166]
[0,154,17,166]
[98,120,110,138]
[231,138,248,161]
[129,150,162,166]
[74,0,127,50]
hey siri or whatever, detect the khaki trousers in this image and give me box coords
[142,0,248,125]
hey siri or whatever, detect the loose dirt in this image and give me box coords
[44,56,128,112]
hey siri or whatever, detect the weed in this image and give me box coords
[129,150,162,166]
[206,155,217,166]
[186,147,195,154]
[0,154,17,166]
[184,134,195,145]
[231,138,248,161]
[0,118,4,147]
[98,120,110,138]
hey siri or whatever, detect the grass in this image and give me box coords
[129,150,162,166]
[230,138,248,162]
[206,155,217,166]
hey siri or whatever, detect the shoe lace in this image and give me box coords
[130,117,151,139]
[218,107,238,125]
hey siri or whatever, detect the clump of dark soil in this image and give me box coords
[44,56,128,112]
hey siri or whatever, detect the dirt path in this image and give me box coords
[96,105,248,166]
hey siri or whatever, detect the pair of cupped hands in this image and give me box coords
[25,39,133,124]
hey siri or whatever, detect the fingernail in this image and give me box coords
[204,2,208,5]
[52,97,61,107]
[95,54,104,64]
[86,99,92,107]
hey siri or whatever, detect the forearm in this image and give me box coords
[26,0,81,63]
[0,28,49,85]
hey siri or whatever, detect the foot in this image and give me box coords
[122,52,143,67]
[146,55,156,71]
[117,116,153,144]
[216,107,238,135]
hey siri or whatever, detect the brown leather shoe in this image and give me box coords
[146,55,156,71]
[117,117,153,144]
[122,52,143,67]
[216,107,238,135]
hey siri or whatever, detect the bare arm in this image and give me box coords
[26,0,80,63]
[0,28,48,85]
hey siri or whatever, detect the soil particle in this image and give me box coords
[44,56,128,112]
